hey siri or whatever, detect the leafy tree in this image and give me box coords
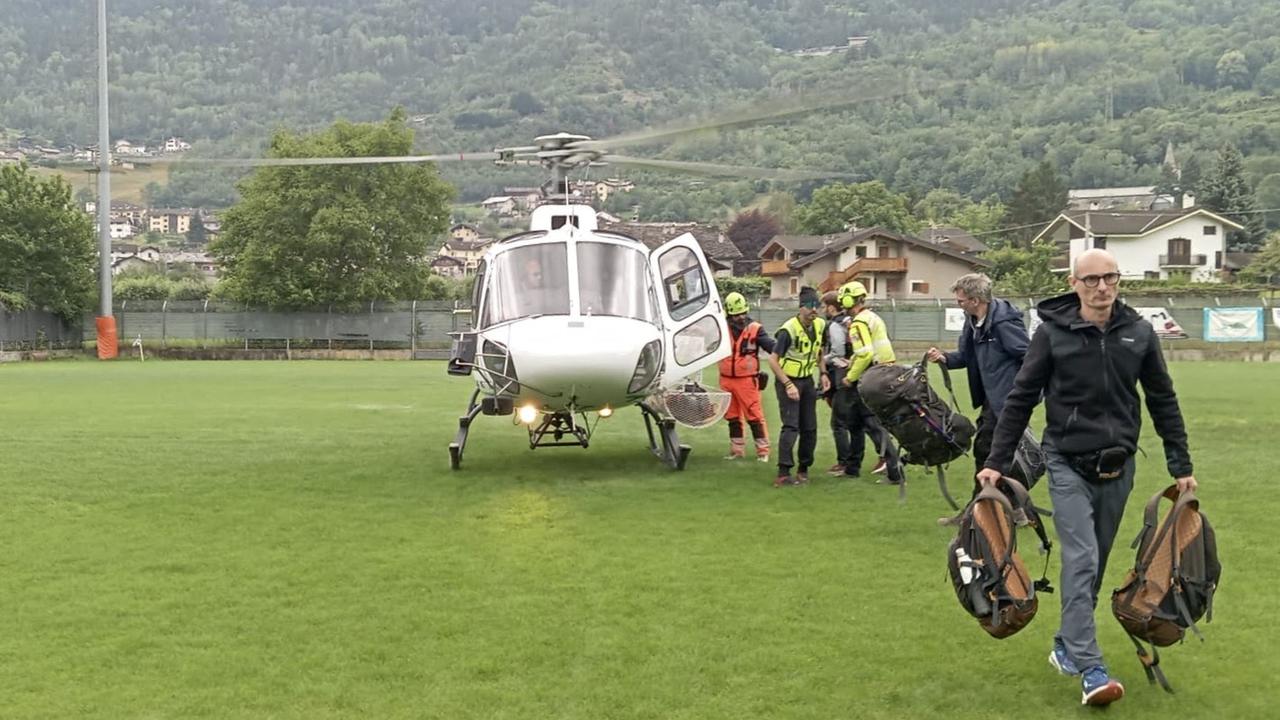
[1255,174,1280,229]
[0,163,95,320]
[793,181,919,235]
[714,275,770,299]
[1257,59,1280,96]
[915,189,1005,234]
[187,213,207,245]
[1004,161,1068,249]
[1216,50,1251,90]
[509,91,545,116]
[1199,144,1265,250]
[1239,231,1280,284]
[726,209,781,261]
[211,110,455,309]
[983,240,1066,297]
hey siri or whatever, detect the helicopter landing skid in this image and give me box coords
[528,412,593,450]
[449,389,482,471]
[641,404,691,471]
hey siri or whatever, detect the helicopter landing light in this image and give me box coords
[517,404,540,425]
[598,407,613,418]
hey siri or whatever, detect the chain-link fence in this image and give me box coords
[3,294,1277,353]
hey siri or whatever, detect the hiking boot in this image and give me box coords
[723,453,744,461]
[756,455,771,463]
[774,474,798,487]
[795,472,809,485]
[1080,666,1124,706]
[871,458,888,474]
[826,464,846,476]
[1049,639,1081,677]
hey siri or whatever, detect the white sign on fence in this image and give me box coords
[1204,307,1265,342]
[1133,307,1188,339]
[1273,307,1280,330]
[944,308,966,332]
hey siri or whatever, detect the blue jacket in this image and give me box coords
[943,298,1029,416]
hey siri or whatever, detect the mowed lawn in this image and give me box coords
[1,360,1276,719]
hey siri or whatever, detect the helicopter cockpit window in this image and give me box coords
[657,245,710,322]
[576,242,653,321]
[482,243,570,326]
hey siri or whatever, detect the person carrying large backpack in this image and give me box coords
[926,273,1030,522]
[977,249,1198,708]
[718,292,779,463]
[839,281,905,486]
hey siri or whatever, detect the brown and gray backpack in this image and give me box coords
[1112,486,1220,693]
[947,477,1054,638]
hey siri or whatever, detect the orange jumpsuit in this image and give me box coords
[718,320,773,459]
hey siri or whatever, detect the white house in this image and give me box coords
[1033,208,1245,282]
[481,196,516,216]
[109,220,136,239]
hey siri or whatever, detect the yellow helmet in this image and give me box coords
[724,292,749,316]
[838,281,868,309]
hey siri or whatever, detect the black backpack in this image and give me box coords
[858,354,976,507]
[1111,486,1221,693]
[947,477,1054,638]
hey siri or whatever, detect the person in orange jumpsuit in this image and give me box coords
[718,292,780,462]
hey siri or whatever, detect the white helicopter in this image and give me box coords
[177,94,877,468]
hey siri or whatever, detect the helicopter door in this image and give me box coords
[648,234,731,385]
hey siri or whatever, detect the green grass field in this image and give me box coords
[2,360,1276,719]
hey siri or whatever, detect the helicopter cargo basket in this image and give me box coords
[654,384,731,429]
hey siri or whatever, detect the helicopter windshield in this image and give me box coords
[484,243,570,325]
[576,242,653,322]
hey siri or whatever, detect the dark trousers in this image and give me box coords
[830,381,864,472]
[967,404,997,500]
[849,383,904,483]
[776,376,818,474]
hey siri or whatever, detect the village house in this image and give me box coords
[429,255,466,279]
[1033,207,1245,282]
[147,208,194,235]
[502,187,544,212]
[759,227,992,299]
[449,223,481,243]
[597,220,742,277]
[481,196,517,216]
[439,236,497,275]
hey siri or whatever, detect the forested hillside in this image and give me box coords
[5,0,1280,218]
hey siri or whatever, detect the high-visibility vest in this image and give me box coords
[846,308,896,384]
[718,321,762,378]
[777,316,826,379]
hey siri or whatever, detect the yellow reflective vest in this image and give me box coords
[846,308,895,384]
[777,316,826,379]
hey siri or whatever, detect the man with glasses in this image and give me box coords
[926,273,1029,517]
[976,249,1197,708]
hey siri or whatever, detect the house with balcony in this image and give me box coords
[759,228,992,299]
[1032,208,1244,282]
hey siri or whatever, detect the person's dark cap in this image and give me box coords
[798,286,820,309]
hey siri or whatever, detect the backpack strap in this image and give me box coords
[1126,631,1175,693]
[920,351,963,412]
[937,466,959,511]
[997,475,1055,593]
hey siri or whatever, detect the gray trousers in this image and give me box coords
[1044,439,1135,671]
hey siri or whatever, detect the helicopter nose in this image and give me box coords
[496,316,660,409]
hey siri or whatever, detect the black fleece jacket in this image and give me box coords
[983,292,1193,479]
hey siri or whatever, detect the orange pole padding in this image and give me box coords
[95,316,118,359]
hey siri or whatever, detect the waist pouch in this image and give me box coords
[1062,446,1131,483]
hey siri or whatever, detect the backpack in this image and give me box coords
[947,477,1054,639]
[1008,427,1047,490]
[1111,486,1221,693]
[858,354,976,508]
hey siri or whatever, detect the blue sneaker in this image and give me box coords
[1048,639,1080,676]
[1080,665,1124,706]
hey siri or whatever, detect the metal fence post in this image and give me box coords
[327,304,333,350]
[935,297,944,342]
[202,298,209,349]
[161,299,168,348]
[119,299,126,342]
[411,300,417,356]
[889,298,897,338]
[369,300,375,351]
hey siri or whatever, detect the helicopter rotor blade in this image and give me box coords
[582,80,963,152]
[602,155,858,182]
[175,152,500,168]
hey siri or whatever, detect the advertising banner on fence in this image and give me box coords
[944,308,966,332]
[1204,307,1265,342]
[1133,307,1188,339]
[1273,307,1280,330]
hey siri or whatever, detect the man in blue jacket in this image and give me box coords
[926,273,1029,494]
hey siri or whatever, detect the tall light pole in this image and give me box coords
[95,0,117,358]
